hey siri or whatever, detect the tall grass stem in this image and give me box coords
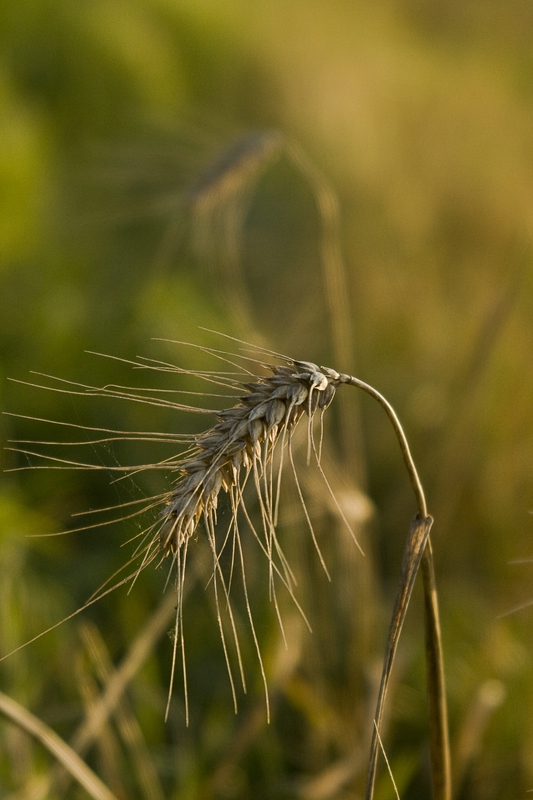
[336,374,450,800]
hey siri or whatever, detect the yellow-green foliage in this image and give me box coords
[1,2,533,798]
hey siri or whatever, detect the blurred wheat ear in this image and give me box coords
[185,130,364,483]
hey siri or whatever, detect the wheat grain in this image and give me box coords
[6,344,362,724]
[158,359,336,555]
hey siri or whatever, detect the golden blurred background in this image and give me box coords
[1,1,533,798]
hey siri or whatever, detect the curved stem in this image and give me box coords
[337,373,427,518]
[333,371,450,800]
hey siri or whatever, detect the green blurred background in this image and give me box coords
[1,1,533,798]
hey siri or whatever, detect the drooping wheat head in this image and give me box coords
[6,342,361,723]
[152,352,360,720]
[159,358,336,554]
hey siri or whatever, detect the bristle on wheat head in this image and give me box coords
[158,360,337,555]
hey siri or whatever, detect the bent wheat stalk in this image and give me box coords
[332,372,450,800]
[6,339,450,797]
[147,351,449,798]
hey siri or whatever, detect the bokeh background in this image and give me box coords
[1,1,533,798]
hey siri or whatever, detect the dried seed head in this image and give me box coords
[158,360,337,554]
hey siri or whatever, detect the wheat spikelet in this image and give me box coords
[6,341,364,724]
[151,352,356,722]
[158,358,336,555]
[5,337,451,798]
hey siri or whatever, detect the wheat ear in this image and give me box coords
[155,355,449,799]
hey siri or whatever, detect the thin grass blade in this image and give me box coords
[364,514,433,800]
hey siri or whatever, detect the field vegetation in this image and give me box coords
[1,2,533,797]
